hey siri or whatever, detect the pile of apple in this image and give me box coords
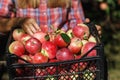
[8,23,97,78]
[9,23,97,64]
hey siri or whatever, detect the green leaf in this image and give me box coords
[60,33,71,43]
[45,34,50,41]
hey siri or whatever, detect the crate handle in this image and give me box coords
[85,22,101,44]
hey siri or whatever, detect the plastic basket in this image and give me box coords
[5,22,107,80]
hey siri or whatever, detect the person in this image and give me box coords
[0,0,102,79]
[0,0,101,36]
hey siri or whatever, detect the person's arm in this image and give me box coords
[0,0,40,35]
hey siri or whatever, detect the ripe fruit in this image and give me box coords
[56,48,74,61]
[9,41,25,56]
[18,54,32,63]
[68,37,83,54]
[25,38,42,55]
[33,31,48,43]
[41,41,57,59]
[83,69,96,80]
[20,34,31,45]
[88,35,97,43]
[73,56,88,71]
[71,62,88,72]
[54,33,71,48]
[72,23,90,40]
[81,40,88,45]
[46,66,57,75]
[32,52,48,64]
[12,28,25,41]
[66,29,73,39]
[81,42,97,57]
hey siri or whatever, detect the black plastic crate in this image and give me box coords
[5,22,107,80]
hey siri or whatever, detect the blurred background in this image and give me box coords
[81,0,120,80]
[0,0,120,80]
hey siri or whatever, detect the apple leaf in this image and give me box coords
[45,34,50,41]
[61,33,71,43]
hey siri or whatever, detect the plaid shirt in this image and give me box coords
[0,0,85,31]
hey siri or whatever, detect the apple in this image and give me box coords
[48,33,56,43]
[49,58,58,63]
[33,31,48,43]
[16,68,24,76]
[72,23,90,40]
[35,68,47,76]
[72,56,88,71]
[9,41,25,56]
[81,42,97,57]
[46,59,58,75]
[12,28,25,41]
[83,69,96,80]
[46,65,57,75]
[54,33,71,48]
[18,54,32,64]
[81,39,88,45]
[88,35,97,43]
[70,73,79,80]
[66,29,73,39]
[20,34,31,45]
[25,37,42,55]
[45,76,57,80]
[41,41,57,59]
[32,52,48,64]
[58,69,70,80]
[68,37,83,54]
[56,48,74,61]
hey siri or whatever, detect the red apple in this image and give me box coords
[73,55,88,71]
[81,39,88,45]
[32,52,48,64]
[88,35,97,43]
[49,58,58,63]
[68,37,83,54]
[46,58,58,75]
[81,42,97,57]
[25,38,42,55]
[72,23,90,40]
[16,68,24,76]
[66,29,73,39]
[41,41,57,59]
[48,33,56,43]
[12,28,25,41]
[33,31,48,43]
[71,62,88,72]
[20,34,31,45]
[56,48,74,61]
[9,41,25,56]
[46,65,57,75]
[35,68,47,77]
[54,33,71,48]
[18,54,32,63]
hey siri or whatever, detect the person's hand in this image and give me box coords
[21,18,41,36]
[85,18,102,36]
